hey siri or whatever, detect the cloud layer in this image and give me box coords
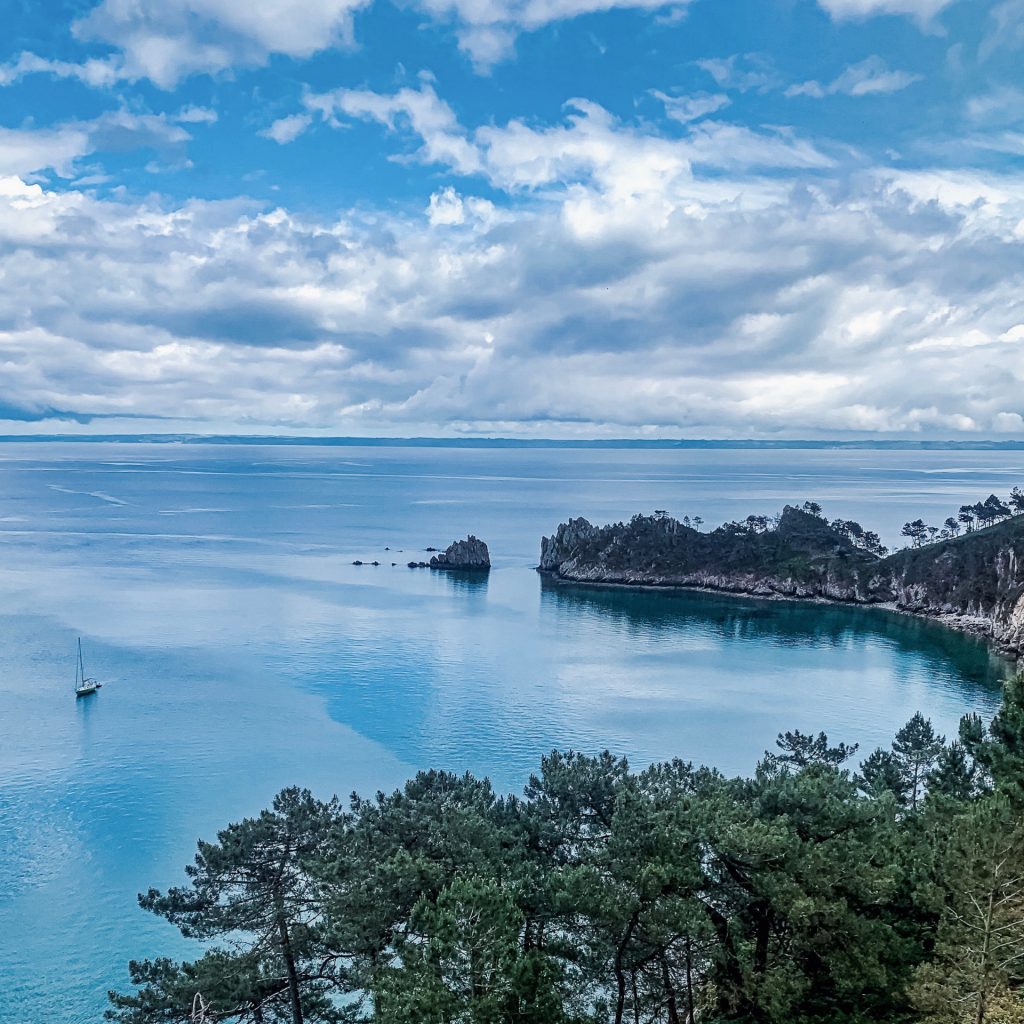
[3,85,1024,436]
[3,0,1023,437]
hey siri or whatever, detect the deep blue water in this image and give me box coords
[0,442,1019,1023]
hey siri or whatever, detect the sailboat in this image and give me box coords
[74,638,101,698]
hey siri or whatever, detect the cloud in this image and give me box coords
[0,110,191,179]
[72,0,373,89]
[175,105,219,124]
[654,91,731,123]
[786,57,922,99]
[980,0,1024,59]
[427,186,466,225]
[414,0,693,69]
[2,79,1022,438]
[297,85,833,198]
[0,51,122,88]
[965,87,1024,126]
[695,54,780,93]
[14,0,695,85]
[261,113,314,145]
[0,126,93,179]
[304,83,483,174]
[815,0,954,25]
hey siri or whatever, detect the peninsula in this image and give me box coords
[539,502,1024,656]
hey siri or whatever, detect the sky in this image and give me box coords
[2,0,1023,438]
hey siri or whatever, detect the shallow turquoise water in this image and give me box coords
[0,442,1018,1022]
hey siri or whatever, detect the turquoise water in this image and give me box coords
[0,442,1017,1023]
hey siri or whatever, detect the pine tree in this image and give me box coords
[911,796,1024,1024]
[892,713,946,810]
[107,788,343,1024]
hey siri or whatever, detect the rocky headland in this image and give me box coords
[428,535,491,571]
[539,506,1024,656]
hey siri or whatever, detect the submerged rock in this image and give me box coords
[430,536,491,572]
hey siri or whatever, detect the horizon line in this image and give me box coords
[4,434,1024,451]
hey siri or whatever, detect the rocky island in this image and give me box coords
[428,535,491,571]
[540,503,1024,656]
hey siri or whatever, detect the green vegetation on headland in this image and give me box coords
[109,682,1024,1024]
[539,496,1024,656]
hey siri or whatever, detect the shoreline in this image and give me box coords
[536,568,1020,663]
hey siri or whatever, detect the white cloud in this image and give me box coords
[304,83,483,174]
[0,126,93,179]
[0,111,193,179]
[72,0,372,88]
[0,51,123,88]
[695,54,780,93]
[415,0,692,69]
[654,91,731,124]
[261,113,314,145]
[298,85,833,199]
[427,187,466,225]
[787,57,922,99]
[11,0,695,85]
[2,79,1023,438]
[980,0,1024,58]
[965,87,1024,126]
[815,0,954,25]
[175,106,219,124]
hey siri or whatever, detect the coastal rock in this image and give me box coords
[429,536,491,571]
[538,507,1024,657]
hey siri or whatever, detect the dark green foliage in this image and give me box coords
[112,682,1024,1024]
[762,729,859,773]
[107,787,344,1024]
[856,713,945,810]
[925,741,979,802]
[962,674,1024,800]
[892,714,945,810]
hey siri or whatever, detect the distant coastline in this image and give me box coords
[5,434,1024,450]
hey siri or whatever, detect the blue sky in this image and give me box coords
[2,0,1023,437]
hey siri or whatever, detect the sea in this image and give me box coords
[0,441,1019,1023]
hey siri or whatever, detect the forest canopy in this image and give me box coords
[108,678,1024,1024]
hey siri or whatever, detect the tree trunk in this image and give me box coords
[275,899,304,1024]
[613,911,640,1024]
[976,885,997,1024]
[660,952,681,1024]
[684,936,696,1024]
[614,954,627,1024]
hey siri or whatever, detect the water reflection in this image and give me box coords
[540,577,1011,698]
[438,570,491,596]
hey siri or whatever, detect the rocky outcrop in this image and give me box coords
[430,535,491,571]
[539,508,1024,656]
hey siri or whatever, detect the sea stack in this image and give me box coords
[429,536,491,571]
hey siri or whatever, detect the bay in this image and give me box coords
[0,441,1017,1023]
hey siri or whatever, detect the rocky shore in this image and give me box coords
[539,507,1024,657]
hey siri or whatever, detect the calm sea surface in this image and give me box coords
[0,442,1019,1022]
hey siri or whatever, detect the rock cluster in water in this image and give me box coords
[428,536,491,571]
[539,506,1024,656]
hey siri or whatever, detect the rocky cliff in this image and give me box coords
[430,535,491,571]
[539,507,1024,655]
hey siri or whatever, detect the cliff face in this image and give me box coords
[539,508,1024,655]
